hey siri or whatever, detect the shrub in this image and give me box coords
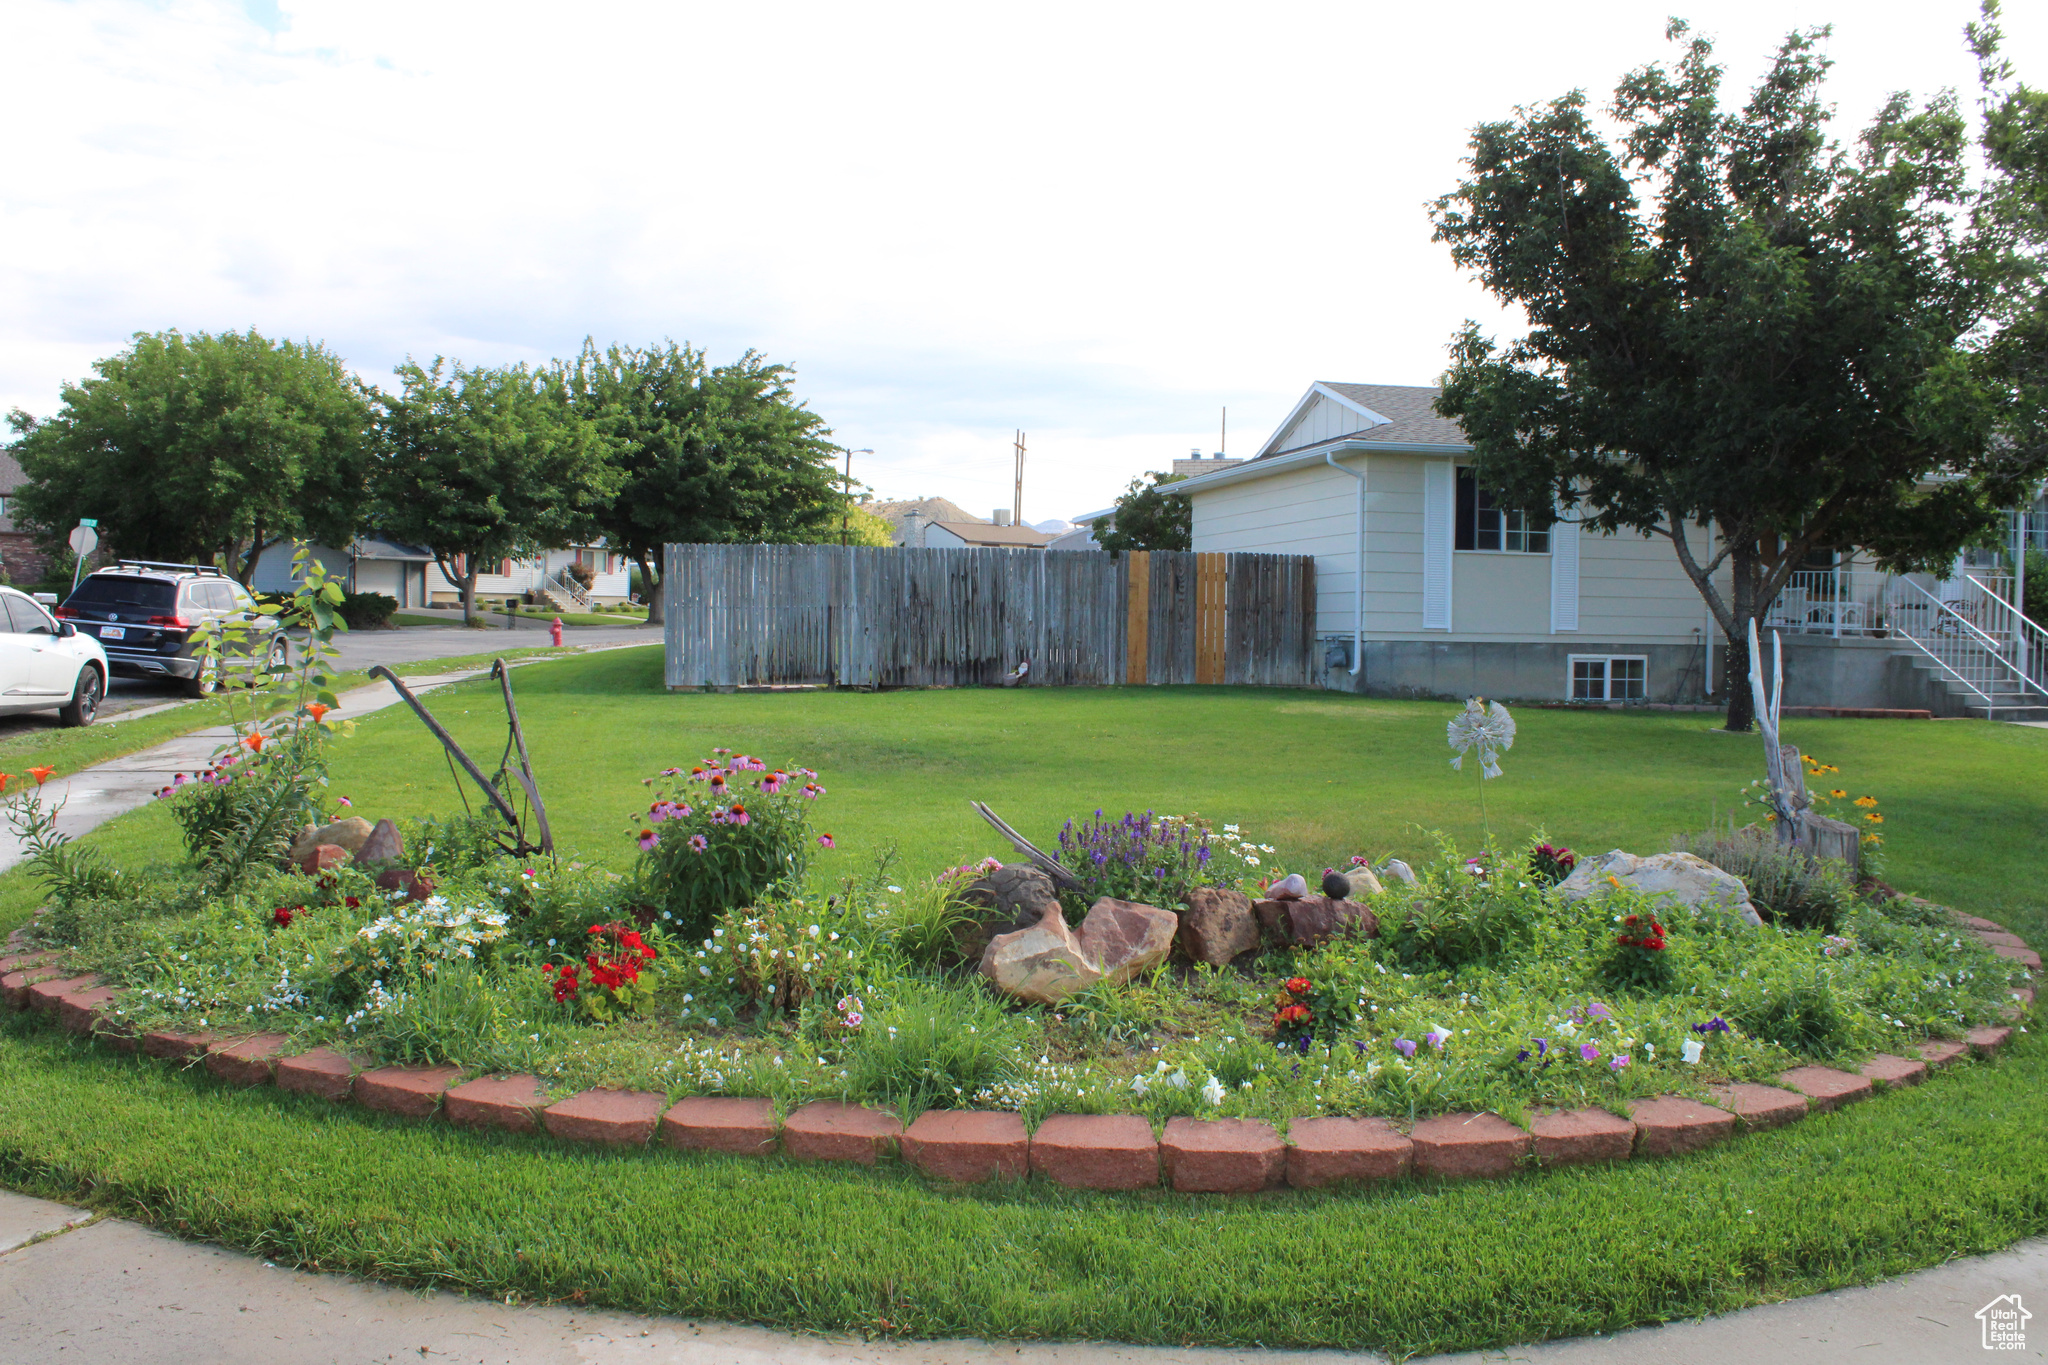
[332,894,512,997]
[343,959,572,1069]
[630,752,824,938]
[338,591,397,629]
[1376,837,1549,972]
[700,895,854,1015]
[1673,825,1857,930]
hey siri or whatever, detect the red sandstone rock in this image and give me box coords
[1707,1083,1809,1131]
[374,867,435,903]
[276,1048,357,1100]
[26,974,98,1013]
[1074,898,1179,986]
[1776,1066,1873,1113]
[1280,896,1379,947]
[0,967,65,1010]
[1859,1053,1928,1089]
[542,1088,666,1146]
[1954,913,2005,932]
[296,843,349,876]
[354,1064,460,1118]
[1990,943,2041,971]
[141,1029,214,1061]
[1029,1114,1159,1190]
[1966,1025,2013,1057]
[1629,1096,1735,1156]
[1178,887,1258,966]
[660,1097,780,1156]
[1917,1039,1969,1069]
[56,985,119,1036]
[1159,1118,1285,1193]
[1410,1112,1531,1178]
[781,1101,903,1164]
[1529,1108,1636,1165]
[1285,1116,1412,1187]
[445,1074,550,1132]
[901,1110,1028,1182]
[204,1034,293,1087]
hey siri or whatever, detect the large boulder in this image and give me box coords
[1075,898,1178,985]
[1557,850,1763,927]
[354,818,405,866]
[1255,894,1379,947]
[980,913,1102,1004]
[289,817,374,864]
[1178,887,1258,965]
[955,863,1062,959]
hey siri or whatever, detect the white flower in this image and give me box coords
[1681,1039,1704,1064]
[1200,1074,1226,1106]
[1447,697,1516,778]
[1130,1073,1150,1095]
[1245,855,1261,867]
[1223,824,1240,833]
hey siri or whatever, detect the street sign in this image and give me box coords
[78,518,97,528]
[67,525,97,557]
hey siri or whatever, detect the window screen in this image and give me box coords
[1455,467,1550,552]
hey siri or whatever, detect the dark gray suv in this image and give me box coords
[56,562,286,697]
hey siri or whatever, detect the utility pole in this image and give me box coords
[1012,430,1026,527]
[841,447,872,546]
[1221,407,1227,455]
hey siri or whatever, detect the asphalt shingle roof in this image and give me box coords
[1262,382,1470,458]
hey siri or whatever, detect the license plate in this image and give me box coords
[98,625,125,640]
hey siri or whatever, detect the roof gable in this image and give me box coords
[1256,382,1467,459]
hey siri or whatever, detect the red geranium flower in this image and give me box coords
[272,906,294,928]
[1284,977,1312,996]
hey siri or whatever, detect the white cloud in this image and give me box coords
[2,0,2040,519]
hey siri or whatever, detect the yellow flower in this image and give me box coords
[1829,789,1847,799]
[1863,812,1884,824]
[1853,796,1878,808]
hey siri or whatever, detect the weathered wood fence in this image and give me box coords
[662,544,1314,690]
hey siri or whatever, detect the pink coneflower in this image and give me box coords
[801,782,825,799]
[661,767,682,776]
[337,796,352,807]
[688,834,708,853]
[727,804,750,827]
[759,773,784,794]
[637,829,658,851]
[708,773,727,794]
[818,833,835,849]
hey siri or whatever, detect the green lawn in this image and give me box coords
[1,645,2043,1355]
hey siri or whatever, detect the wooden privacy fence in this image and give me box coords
[663,544,1314,691]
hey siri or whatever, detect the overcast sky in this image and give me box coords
[3,0,2042,526]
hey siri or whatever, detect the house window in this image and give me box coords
[1570,655,1647,702]
[1455,467,1550,553]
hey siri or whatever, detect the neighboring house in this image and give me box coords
[0,451,52,586]
[1047,507,1113,552]
[868,497,988,547]
[1172,451,1244,480]
[252,536,436,606]
[1171,380,2035,715]
[923,521,1053,550]
[252,539,631,608]
[424,544,632,607]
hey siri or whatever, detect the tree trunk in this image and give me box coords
[636,550,664,626]
[461,560,479,624]
[1722,544,1758,732]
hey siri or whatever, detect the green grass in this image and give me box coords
[2,645,2044,1353]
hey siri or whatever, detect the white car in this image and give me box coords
[0,586,107,726]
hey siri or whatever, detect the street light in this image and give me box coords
[841,447,873,546]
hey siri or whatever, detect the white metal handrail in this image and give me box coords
[1965,573,2048,695]
[1885,576,2048,718]
[544,569,591,608]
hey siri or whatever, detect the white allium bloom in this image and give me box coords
[1447,697,1516,779]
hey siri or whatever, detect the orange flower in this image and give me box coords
[27,766,54,785]
[0,773,12,792]
[242,734,265,752]
[306,703,331,722]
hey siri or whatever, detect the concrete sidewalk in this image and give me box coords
[0,1190,2037,1364]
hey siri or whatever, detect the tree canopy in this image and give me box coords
[5,329,370,584]
[1096,472,1191,553]
[373,358,619,621]
[1430,6,2048,729]
[567,341,842,624]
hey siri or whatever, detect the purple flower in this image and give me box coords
[687,834,708,853]
[1609,1054,1630,1071]
[1425,1028,1450,1051]
[1515,1049,1530,1063]
[1534,1038,1548,1055]
[1580,1043,1600,1062]
[1587,1001,1611,1021]
[1394,1038,1417,1057]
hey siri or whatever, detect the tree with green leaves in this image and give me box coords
[1096,472,1191,553]
[1430,6,2048,730]
[6,329,371,585]
[373,358,620,623]
[567,341,842,625]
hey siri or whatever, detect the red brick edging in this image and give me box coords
[0,910,2032,1195]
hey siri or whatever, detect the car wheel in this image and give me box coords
[182,656,220,699]
[58,667,102,728]
[262,635,288,683]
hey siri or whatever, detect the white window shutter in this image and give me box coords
[1422,461,1453,630]
[1550,507,1580,632]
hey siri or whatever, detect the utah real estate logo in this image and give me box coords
[1977,1293,2030,1351]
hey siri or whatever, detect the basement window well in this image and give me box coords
[1570,655,1646,702]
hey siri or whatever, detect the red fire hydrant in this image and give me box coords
[550,616,564,647]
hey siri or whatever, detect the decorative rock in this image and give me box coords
[0,950,55,974]
[1277,896,1379,947]
[955,864,1061,958]
[1628,1096,1735,1156]
[661,1097,779,1155]
[1966,1025,2013,1057]
[0,966,65,1011]
[354,1064,460,1118]
[140,1029,213,1061]
[1178,886,1258,966]
[1411,1112,1532,1178]
[56,985,118,1036]
[445,1074,550,1132]
[1859,1053,1928,1089]
[1707,1083,1809,1131]
[1954,913,2007,932]
[353,818,405,866]
[1160,1118,1285,1193]
[1776,1065,1873,1113]
[781,1101,903,1164]
[1029,1114,1158,1190]
[374,867,435,903]
[1975,930,2027,949]
[1266,873,1309,901]
[289,817,373,862]
[1285,1116,1412,1187]
[1320,869,1351,899]
[1377,858,1417,886]
[1347,865,1385,896]
[1252,899,1291,942]
[542,1088,666,1146]
[1075,898,1178,985]
[277,1048,357,1101]
[1529,1108,1636,1165]
[979,910,1102,1004]
[296,844,348,876]
[902,1110,1028,1182]
[1917,1039,1969,1069]
[1557,849,1764,926]
[204,1034,293,1087]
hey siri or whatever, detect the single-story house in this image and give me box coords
[0,451,53,586]
[1168,380,2036,715]
[923,520,1052,550]
[253,539,632,608]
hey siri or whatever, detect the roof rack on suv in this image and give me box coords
[110,560,227,577]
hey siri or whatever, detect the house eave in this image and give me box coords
[1169,437,1474,495]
